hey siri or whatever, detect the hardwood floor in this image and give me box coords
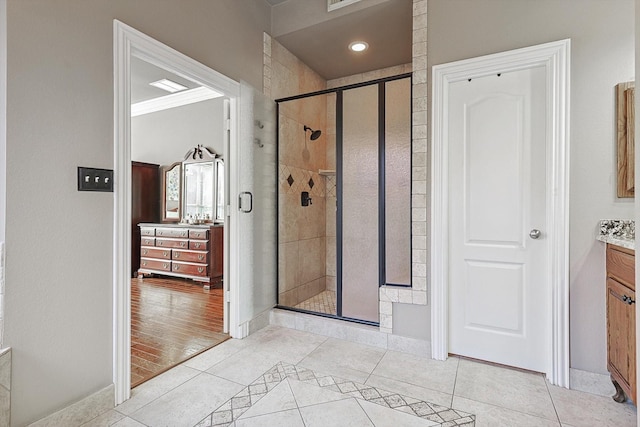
[131,276,228,388]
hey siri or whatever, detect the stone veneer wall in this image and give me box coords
[264,34,330,307]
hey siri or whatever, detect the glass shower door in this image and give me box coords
[340,84,380,322]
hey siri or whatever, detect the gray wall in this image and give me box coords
[4,1,269,425]
[428,0,635,374]
[132,98,226,166]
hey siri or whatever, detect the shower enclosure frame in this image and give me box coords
[275,72,413,326]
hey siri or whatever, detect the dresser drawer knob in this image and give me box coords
[142,249,147,255]
[174,265,180,271]
[194,243,201,249]
[198,254,204,261]
[142,261,147,266]
[158,241,163,246]
[174,252,180,258]
[180,242,186,247]
[162,263,168,269]
[163,251,168,257]
[198,267,204,273]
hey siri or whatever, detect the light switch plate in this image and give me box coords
[77,167,114,192]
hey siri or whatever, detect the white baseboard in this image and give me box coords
[569,368,616,398]
[30,384,114,427]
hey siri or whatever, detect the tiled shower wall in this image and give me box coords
[264,34,330,307]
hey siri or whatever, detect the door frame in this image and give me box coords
[113,20,242,404]
[430,39,571,387]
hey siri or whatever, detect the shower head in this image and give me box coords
[304,125,322,141]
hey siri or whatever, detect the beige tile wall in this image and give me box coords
[265,34,330,307]
[379,0,428,334]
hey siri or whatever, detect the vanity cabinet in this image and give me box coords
[606,243,636,404]
[138,223,223,288]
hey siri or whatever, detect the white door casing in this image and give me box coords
[448,67,547,372]
[431,40,570,387]
[113,21,241,404]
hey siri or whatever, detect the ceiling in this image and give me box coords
[130,0,412,105]
[271,0,412,80]
[130,57,202,104]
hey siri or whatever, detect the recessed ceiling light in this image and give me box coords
[349,41,368,52]
[149,78,188,93]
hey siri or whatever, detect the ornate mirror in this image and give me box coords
[182,145,223,223]
[161,161,182,222]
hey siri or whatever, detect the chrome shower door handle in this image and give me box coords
[529,229,541,240]
[239,191,253,213]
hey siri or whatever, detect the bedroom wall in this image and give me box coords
[131,98,226,166]
[4,1,269,425]
[428,0,635,375]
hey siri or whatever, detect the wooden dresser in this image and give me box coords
[606,243,636,404]
[137,223,223,288]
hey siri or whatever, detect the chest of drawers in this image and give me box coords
[137,223,223,288]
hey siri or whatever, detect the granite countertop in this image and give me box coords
[597,219,635,250]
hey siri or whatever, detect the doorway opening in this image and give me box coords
[128,55,230,387]
[275,74,412,325]
[114,21,243,404]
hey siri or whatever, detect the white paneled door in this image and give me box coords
[448,66,549,372]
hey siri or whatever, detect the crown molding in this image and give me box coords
[131,86,222,117]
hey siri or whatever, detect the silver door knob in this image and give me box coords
[529,229,541,239]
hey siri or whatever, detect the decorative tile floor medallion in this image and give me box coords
[195,362,475,426]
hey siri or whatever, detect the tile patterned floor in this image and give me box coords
[195,362,474,426]
[294,290,337,315]
[83,324,638,427]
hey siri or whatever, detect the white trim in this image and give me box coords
[131,86,223,117]
[430,39,570,387]
[113,20,241,405]
[327,0,361,12]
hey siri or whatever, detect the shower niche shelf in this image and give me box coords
[318,169,336,176]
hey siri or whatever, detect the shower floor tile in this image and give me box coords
[295,290,336,315]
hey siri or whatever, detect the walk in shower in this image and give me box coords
[277,74,412,324]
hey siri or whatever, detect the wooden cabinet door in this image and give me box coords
[607,277,636,400]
